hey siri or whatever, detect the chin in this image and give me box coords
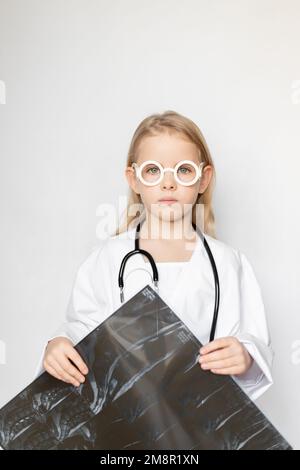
[158,211,183,223]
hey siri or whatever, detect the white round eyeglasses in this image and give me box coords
[131,160,205,187]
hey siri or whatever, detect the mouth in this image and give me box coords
[158,198,178,205]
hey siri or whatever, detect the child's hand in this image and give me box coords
[198,336,253,376]
[43,337,89,387]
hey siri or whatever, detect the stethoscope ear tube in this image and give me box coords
[118,248,159,303]
[202,237,220,342]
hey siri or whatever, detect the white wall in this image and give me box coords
[0,0,299,449]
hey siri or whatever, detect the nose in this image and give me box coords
[160,170,177,190]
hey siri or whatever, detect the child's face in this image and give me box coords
[126,132,212,225]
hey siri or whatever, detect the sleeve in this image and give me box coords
[33,244,108,378]
[231,251,274,401]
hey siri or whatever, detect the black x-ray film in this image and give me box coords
[0,285,292,450]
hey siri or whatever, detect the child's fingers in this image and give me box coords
[66,347,89,375]
[47,357,81,386]
[45,363,67,383]
[199,349,234,364]
[58,355,86,384]
[200,357,239,370]
[210,366,243,375]
[200,337,231,355]
[44,357,74,384]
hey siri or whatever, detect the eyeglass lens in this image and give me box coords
[141,162,197,184]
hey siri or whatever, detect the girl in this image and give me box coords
[37,110,273,401]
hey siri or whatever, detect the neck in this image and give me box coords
[139,212,196,241]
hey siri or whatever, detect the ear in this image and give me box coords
[125,166,140,195]
[199,165,213,194]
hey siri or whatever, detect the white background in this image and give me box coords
[0,0,299,449]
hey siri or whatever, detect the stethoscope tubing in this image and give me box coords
[118,221,220,342]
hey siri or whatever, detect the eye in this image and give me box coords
[178,166,191,174]
[146,166,159,174]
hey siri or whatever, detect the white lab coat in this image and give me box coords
[34,226,274,401]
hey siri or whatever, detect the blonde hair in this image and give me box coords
[114,110,217,238]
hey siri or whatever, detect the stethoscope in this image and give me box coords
[118,221,220,342]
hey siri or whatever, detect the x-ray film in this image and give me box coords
[0,285,292,450]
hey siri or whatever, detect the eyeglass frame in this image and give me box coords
[131,160,205,187]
